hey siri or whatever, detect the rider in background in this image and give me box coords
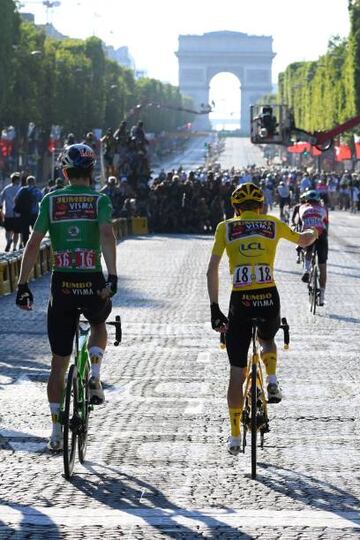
[299,190,329,305]
[291,192,307,264]
[277,181,291,221]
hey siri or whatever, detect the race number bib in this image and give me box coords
[75,249,96,270]
[54,249,96,269]
[54,250,72,269]
[233,264,273,288]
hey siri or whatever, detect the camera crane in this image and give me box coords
[250,103,360,152]
[124,101,214,123]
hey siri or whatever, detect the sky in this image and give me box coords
[20,0,351,126]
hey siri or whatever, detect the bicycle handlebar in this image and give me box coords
[79,314,122,346]
[106,315,122,346]
[219,317,290,350]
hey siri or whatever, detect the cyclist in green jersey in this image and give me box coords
[15,144,118,451]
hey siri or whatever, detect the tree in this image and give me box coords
[0,1,20,121]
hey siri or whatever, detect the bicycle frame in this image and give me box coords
[242,327,268,419]
[75,320,92,426]
[62,313,122,479]
[219,317,289,479]
[241,321,269,479]
[60,318,91,423]
[75,322,91,396]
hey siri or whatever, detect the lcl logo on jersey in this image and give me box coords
[239,242,265,257]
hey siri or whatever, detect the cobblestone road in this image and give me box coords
[0,206,359,539]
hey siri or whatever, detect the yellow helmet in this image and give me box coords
[231,182,264,206]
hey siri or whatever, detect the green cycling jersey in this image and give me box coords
[34,184,112,273]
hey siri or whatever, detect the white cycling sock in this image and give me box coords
[49,402,60,420]
[89,346,104,379]
[49,403,61,437]
[267,375,277,385]
[304,259,311,272]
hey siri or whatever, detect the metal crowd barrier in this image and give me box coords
[0,217,148,297]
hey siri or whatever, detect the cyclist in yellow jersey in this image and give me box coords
[206,183,318,456]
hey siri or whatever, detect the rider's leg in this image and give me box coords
[5,229,12,251]
[227,366,247,436]
[12,232,19,250]
[257,296,282,403]
[259,338,282,403]
[258,337,277,384]
[83,287,112,403]
[318,262,327,304]
[47,355,71,402]
[225,300,251,452]
[304,251,312,273]
[296,245,302,263]
[47,354,70,444]
[88,322,108,380]
[317,235,328,304]
[46,286,76,448]
[319,262,327,289]
[302,246,312,281]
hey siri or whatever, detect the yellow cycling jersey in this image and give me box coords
[212,210,301,291]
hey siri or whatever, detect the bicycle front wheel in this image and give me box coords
[251,362,257,479]
[63,364,78,479]
[78,369,90,464]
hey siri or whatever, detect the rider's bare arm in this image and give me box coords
[100,223,117,275]
[297,228,318,248]
[18,231,44,285]
[206,254,221,304]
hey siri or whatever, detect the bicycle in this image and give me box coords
[62,312,122,480]
[307,245,320,315]
[220,317,289,479]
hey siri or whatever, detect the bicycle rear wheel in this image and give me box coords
[78,369,90,464]
[251,362,257,479]
[63,364,78,479]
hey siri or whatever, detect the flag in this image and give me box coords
[335,145,352,161]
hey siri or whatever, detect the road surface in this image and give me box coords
[0,138,359,539]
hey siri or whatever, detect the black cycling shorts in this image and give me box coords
[225,286,280,368]
[4,217,22,233]
[305,231,328,264]
[48,271,112,357]
[279,196,291,209]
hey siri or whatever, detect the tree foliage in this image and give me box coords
[0,6,195,138]
[0,1,20,117]
[269,2,360,140]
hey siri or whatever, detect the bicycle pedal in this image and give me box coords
[89,395,104,406]
[256,414,268,427]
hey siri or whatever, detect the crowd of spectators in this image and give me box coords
[101,165,360,233]
[1,134,360,252]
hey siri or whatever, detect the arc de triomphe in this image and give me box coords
[176,31,274,133]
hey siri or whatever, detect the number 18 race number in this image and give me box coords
[233,264,273,288]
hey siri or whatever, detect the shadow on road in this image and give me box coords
[256,463,360,527]
[328,313,360,324]
[70,461,252,539]
[0,500,61,539]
